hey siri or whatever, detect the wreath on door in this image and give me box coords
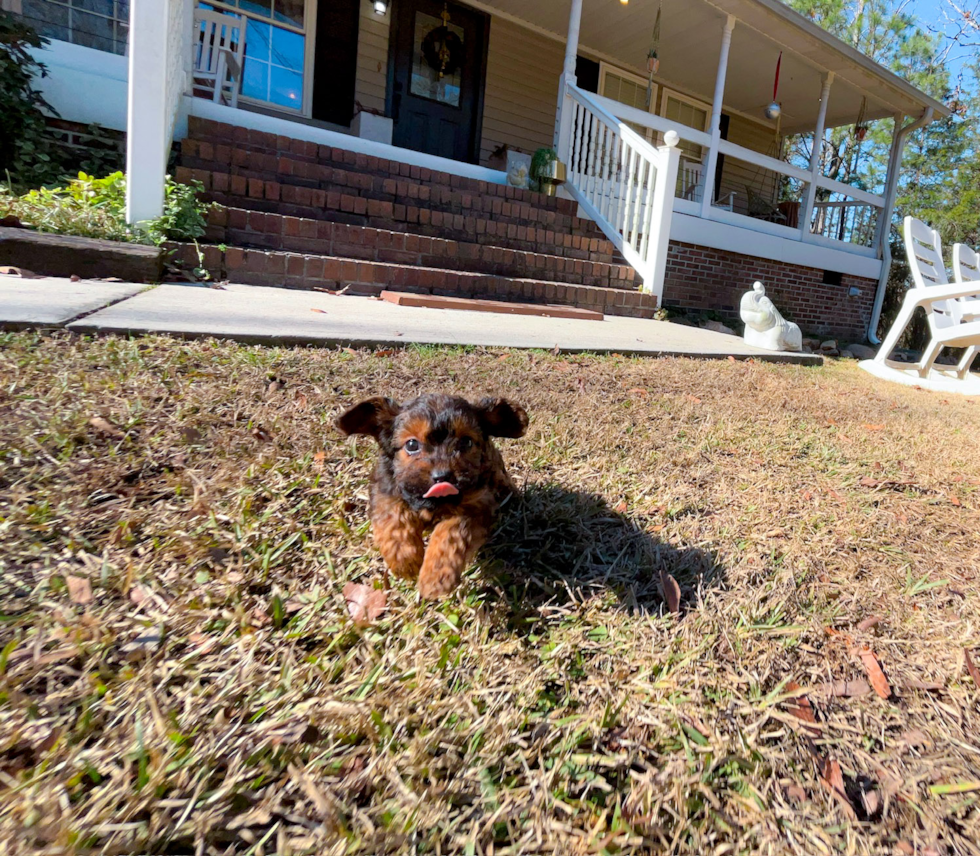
[421,22,463,78]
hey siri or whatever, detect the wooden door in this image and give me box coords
[389,0,488,163]
[312,0,361,126]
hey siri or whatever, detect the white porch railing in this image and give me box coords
[558,83,681,301]
[582,91,887,260]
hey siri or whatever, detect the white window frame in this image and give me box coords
[597,61,658,142]
[198,0,316,117]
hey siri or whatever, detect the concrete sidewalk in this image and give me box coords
[0,274,146,329]
[1,274,821,364]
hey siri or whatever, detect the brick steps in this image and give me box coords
[173,117,657,320]
[205,207,641,291]
[184,116,580,219]
[170,242,659,319]
[180,147,600,236]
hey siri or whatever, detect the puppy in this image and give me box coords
[337,394,528,598]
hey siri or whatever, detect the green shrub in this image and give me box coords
[1,172,212,245]
[0,11,61,187]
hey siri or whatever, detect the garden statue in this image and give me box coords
[507,162,529,189]
[740,281,802,352]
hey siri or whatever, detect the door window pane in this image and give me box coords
[409,11,463,108]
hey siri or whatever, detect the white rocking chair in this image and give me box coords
[860,216,980,394]
[193,9,244,108]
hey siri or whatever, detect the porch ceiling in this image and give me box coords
[477,0,949,135]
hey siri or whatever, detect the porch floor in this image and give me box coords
[1,274,819,364]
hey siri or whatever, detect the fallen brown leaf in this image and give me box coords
[66,575,93,605]
[311,308,327,314]
[0,265,41,278]
[343,582,387,626]
[552,344,560,356]
[856,615,882,632]
[819,757,857,819]
[614,501,628,513]
[313,450,326,469]
[860,787,881,818]
[856,647,891,699]
[89,416,125,439]
[294,391,309,409]
[898,729,933,750]
[251,425,273,442]
[660,571,681,614]
[902,679,943,692]
[965,649,980,687]
[810,678,872,699]
[784,784,807,802]
[374,349,395,357]
[862,423,885,431]
[783,681,819,731]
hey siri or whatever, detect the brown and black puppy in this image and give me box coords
[337,394,528,598]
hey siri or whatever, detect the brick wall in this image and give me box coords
[663,240,877,341]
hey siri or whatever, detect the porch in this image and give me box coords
[14,0,947,336]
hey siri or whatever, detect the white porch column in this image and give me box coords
[126,0,189,224]
[799,72,834,241]
[699,15,736,218]
[554,0,584,158]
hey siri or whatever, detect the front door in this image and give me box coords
[389,0,488,163]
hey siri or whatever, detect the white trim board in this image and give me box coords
[30,41,129,132]
[183,97,509,186]
[668,210,883,279]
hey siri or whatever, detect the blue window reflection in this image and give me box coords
[197,2,304,110]
[240,16,304,108]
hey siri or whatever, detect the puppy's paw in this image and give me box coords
[418,563,462,599]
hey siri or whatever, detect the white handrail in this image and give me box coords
[589,92,714,149]
[560,82,681,303]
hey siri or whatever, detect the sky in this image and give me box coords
[909,0,974,84]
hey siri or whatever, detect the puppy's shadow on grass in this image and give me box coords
[479,484,724,630]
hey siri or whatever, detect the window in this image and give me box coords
[201,0,307,111]
[18,0,129,55]
[598,63,657,141]
[659,89,710,161]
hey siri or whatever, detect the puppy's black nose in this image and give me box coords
[431,470,454,484]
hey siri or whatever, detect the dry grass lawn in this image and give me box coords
[1,331,979,856]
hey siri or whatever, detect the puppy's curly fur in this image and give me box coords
[337,394,528,598]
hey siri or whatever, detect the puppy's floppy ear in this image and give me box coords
[476,397,529,439]
[336,397,401,440]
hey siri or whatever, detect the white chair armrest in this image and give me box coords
[218,47,241,79]
[903,282,980,310]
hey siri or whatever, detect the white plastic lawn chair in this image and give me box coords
[952,242,980,323]
[193,9,244,108]
[859,216,980,394]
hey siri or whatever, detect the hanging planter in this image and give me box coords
[854,96,868,141]
[764,51,782,121]
[644,0,662,110]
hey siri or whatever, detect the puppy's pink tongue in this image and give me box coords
[424,482,459,499]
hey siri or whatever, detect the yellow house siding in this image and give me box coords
[355,0,390,115]
[479,16,563,167]
[717,114,780,214]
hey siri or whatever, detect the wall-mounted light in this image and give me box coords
[373,0,387,14]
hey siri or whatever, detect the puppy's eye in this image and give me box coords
[457,437,473,453]
[404,439,421,455]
